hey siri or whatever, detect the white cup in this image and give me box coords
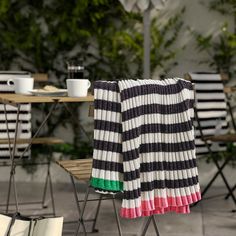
[66,79,91,97]
[7,77,34,95]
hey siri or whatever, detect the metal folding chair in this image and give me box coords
[185,72,236,205]
[57,104,160,236]
[57,159,123,236]
[57,158,162,236]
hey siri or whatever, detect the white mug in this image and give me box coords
[66,79,91,97]
[7,77,34,95]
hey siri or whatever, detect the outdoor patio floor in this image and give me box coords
[0,182,236,236]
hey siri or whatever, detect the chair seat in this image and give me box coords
[57,159,93,181]
[203,134,236,142]
[0,137,64,145]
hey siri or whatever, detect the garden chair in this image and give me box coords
[184,72,236,205]
[57,157,161,236]
[57,158,122,236]
[0,71,64,215]
[57,103,161,236]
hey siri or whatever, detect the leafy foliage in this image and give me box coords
[0,0,184,79]
[92,7,185,79]
[0,1,184,161]
[52,142,93,159]
[191,0,236,79]
[150,7,185,75]
[0,0,131,77]
[191,25,236,76]
[207,0,236,16]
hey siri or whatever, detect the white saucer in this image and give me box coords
[30,89,68,97]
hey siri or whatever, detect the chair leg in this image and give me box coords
[152,216,160,236]
[140,216,152,236]
[212,158,236,204]
[41,162,56,216]
[194,155,236,206]
[70,176,88,236]
[112,196,123,236]
[91,194,102,233]
[201,156,231,198]
[41,164,50,209]
[75,184,90,236]
[225,183,236,200]
[140,215,160,236]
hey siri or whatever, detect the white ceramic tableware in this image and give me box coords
[7,77,34,95]
[66,79,91,97]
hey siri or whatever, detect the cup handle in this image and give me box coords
[87,81,91,89]
[7,79,14,86]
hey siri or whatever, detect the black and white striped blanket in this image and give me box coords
[190,73,228,156]
[91,79,201,218]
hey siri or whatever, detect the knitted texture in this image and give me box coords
[91,81,123,192]
[91,78,201,218]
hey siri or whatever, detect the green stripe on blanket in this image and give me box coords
[90,177,123,191]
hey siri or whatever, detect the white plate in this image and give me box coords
[30,89,68,96]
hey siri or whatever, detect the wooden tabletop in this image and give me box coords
[0,137,64,145]
[0,93,94,105]
[224,86,236,93]
[203,134,236,142]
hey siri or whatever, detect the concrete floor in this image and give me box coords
[0,181,236,236]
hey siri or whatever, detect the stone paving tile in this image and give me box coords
[202,211,236,236]
[200,189,235,213]
[200,192,236,236]
[1,182,236,236]
[148,211,203,236]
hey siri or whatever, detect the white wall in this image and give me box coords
[154,0,234,78]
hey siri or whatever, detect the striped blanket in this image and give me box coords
[91,79,201,219]
[190,73,228,156]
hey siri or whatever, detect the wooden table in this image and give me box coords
[0,93,94,105]
[0,93,94,213]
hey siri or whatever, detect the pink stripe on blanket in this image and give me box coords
[120,192,201,219]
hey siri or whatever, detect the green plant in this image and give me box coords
[150,7,185,75]
[91,7,185,79]
[191,24,236,77]
[0,1,184,170]
[52,142,93,159]
[0,0,133,149]
[191,1,236,79]
[207,0,236,33]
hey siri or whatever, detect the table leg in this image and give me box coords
[18,102,59,160]
[48,163,56,216]
[4,104,21,213]
[62,103,92,143]
[4,102,58,213]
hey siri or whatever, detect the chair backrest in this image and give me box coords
[0,71,48,159]
[185,73,229,156]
